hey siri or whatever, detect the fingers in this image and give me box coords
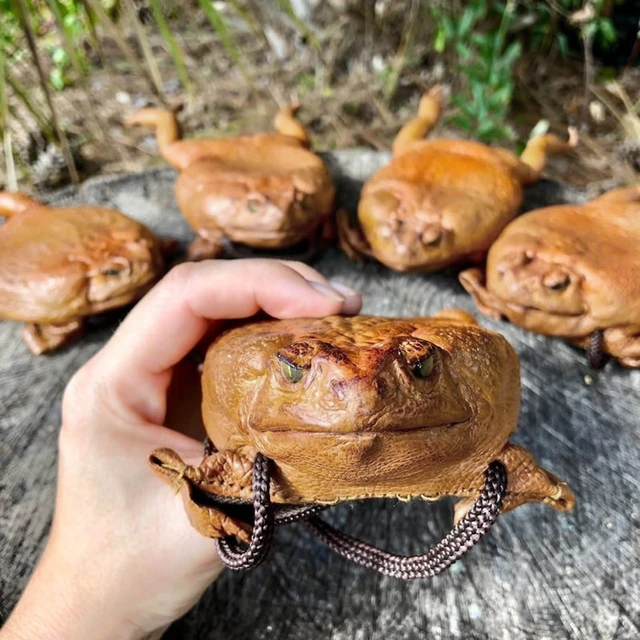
[273,260,360,314]
[91,259,361,423]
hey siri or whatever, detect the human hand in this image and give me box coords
[1,259,361,640]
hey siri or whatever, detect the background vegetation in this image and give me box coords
[0,0,638,191]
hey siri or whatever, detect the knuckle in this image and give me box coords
[164,261,194,286]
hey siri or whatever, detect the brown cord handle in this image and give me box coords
[215,454,508,579]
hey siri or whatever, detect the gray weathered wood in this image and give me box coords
[0,151,638,639]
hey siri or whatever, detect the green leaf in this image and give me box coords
[488,84,512,106]
[451,114,474,133]
[452,94,478,118]
[457,8,477,37]
[597,18,616,45]
[148,0,194,97]
[442,14,455,39]
[51,47,68,64]
[50,66,65,91]
[434,27,446,53]
[557,33,569,57]
[455,41,472,59]
[502,41,521,68]
[197,0,254,87]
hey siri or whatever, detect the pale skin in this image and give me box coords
[0,259,361,640]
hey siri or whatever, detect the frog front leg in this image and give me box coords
[453,443,575,524]
[23,319,85,355]
[187,230,226,262]
[458,268,507,321]
[574,326,640,368]
[149,447,256,542]
[336,209,373,264]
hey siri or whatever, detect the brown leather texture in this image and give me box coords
[127,107,336,254]
[150,313,574,540]
[459,186,640,366]
[0,193,164,325]
[356,139,524,272]
[172,138,335,249]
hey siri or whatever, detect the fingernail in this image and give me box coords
[329,281,360,298]
[308,280,345,301]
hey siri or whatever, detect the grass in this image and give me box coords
[0,1,638,189]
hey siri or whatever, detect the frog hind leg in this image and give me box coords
[515,126,579,184]
[453,443,575,524]
[187,231,226,261]
[458,268,506,322]
[148,447,255,543]
[336,209,372,263]
[124,108,182,165]
[0,192,43,218]
[392,86,443,156]
[23,319,85,355]
[274,102,311,148]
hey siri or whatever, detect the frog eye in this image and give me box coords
[247,199,261,213]
[300,195,312,210]
[544,273,571,291]
[102,268,123,277]
[280,361,304,383]
[411,352,435,379]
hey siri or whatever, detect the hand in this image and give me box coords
[1,259,361,640]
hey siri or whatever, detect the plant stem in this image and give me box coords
[197,0,255,89]
[0,55,18,190]
[11,0,79,184]
[82,0,161,98]
[148,0,194,97]
[122,0,166,101]
[46,0,86,79]
[383,0,420,104]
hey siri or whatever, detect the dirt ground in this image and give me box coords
[3,3,639,195]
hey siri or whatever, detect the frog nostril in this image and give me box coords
[421,227,442,247]
[543,272,571,291]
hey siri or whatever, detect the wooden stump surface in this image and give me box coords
[0,151,638,639]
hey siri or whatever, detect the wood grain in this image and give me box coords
[0,151,638,639]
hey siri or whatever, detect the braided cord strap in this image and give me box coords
[587,329,609,370]
[214,453,275,570]
[303,461,507,580]
[214,456,507,579]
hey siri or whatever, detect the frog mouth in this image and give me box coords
[503,300,585,318]
[258,417,470,437]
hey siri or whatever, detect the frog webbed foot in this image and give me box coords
[336,209,372,264]
[149,447,256,543]
[458,268,505,322]
[23,319,85,355]
[187,232,226,262]
[453,443,575,524]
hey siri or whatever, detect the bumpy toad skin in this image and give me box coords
[459,185,640,367]
[150,311,574,542]
[338,87,578,273]
[125,105,336,260]
[0,192,164,354]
